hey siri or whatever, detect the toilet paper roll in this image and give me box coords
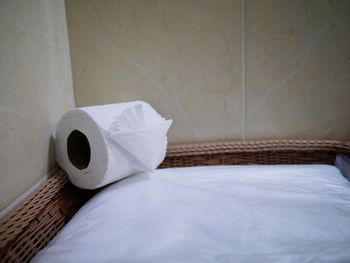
[56,101,172,189]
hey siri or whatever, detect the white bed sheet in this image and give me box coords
[32,165,350,263]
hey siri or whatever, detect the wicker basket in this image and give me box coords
[1,140,349,263]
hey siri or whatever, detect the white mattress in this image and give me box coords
[32,165,350,263]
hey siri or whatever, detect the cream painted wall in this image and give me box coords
[66,0,243,142]
[66,0,350,142]
[246,0,350,140]
[0,0,75,211]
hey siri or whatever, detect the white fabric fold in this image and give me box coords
[109,103,172,172]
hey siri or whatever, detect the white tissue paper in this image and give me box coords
[56,101,172,189]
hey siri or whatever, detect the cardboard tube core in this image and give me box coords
[67,130,91,170]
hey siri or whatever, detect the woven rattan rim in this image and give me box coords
[166,140,350,156]
[0,170,68,247]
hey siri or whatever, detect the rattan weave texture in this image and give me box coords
[161,140,350,167]
[0,171,96,263]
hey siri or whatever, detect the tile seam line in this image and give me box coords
[241,0,246,141]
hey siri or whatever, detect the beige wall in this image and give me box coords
[246,0,350,139]
[66,0,243,142]
[66,0,350,142]
[0,0,75,211]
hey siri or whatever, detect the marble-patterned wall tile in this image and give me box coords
[0,0,74,211]
[246,0,350,140]
[66,0,242,143]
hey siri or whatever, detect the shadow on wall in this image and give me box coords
[48,135,59,178]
